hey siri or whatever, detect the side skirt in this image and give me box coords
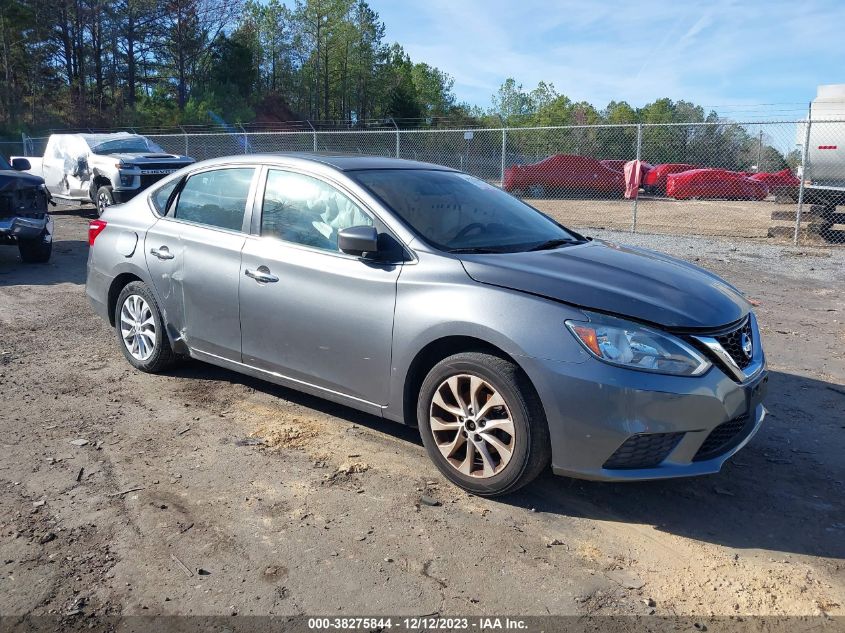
[189,348,387,419]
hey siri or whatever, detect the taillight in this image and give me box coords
[88,219,107,246]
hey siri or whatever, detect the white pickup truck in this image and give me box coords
[14,132,194,215]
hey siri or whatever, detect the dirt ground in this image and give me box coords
[0,206,843,626]
[530,195,845,243]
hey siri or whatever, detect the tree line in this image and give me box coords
[0,0,463,132]
[0,0,792,170]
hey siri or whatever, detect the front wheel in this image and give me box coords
[114,281,174,373]
[417,352,551,496]
[527,184,546,198]
[96,185,114,216]
[18,229,52,263]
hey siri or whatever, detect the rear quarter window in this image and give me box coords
[151,178,179,214]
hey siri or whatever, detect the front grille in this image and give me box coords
[693,414,751,461]
[138,162,190,171]
[0,188,48,218]
[715,318,754,369]
[140,174,167,189]
[603,432,684,470]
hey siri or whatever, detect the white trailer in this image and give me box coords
[797,84,845,199]
[794,85,845,237]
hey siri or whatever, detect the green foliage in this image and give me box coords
[1,0,462,132]
[0,1,793,177]
[487,78,790,170]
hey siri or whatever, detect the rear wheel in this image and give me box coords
[96,185,114,216]
[114,281,174,373]
[18,229,52,263]
[417,352,550,496]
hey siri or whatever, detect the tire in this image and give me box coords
[417,352,551,497]
[527,184,545,199]
[114,281,175,373]
[18,230,52,263]
[96,185,114,216]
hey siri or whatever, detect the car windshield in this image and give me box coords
[89,137,166,155]
[0,155,11,170]
[351,169,581,253]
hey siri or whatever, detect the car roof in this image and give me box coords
[192,152,458,173]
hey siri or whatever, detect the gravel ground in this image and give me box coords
[0,207,843,627]
[586,228,845,284]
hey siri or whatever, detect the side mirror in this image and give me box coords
[11,157,31,171]
[338,225,379,257]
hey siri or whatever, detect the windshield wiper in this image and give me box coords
[527,238,578,251]
[448,246,508,254]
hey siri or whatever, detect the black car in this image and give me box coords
[0,156,53,263]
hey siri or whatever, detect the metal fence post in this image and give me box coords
[237,123,247,154]
[307,120,317,152]
[631,123,643,233]
[180,127,188,156]
[389,118,400,158]
[794,110,813,245]
[501,127,507,186]
[756,129,763,172]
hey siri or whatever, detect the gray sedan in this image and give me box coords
[86,154,768,496]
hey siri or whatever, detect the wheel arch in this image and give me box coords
[107,272,144,327]
[106,269,186,355]
[400,335,534,428]
[90,172,112,201]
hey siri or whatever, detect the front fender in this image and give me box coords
[384,253,590,423]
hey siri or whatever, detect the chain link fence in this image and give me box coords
[0,140,26,158]
[8,120,845,245]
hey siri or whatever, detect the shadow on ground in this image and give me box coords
[168,360,423,446]
[9,216,842,559]
[170,361,845,560]
[0,206,94,285]
[509,369,845,560]
[0,239,88,285]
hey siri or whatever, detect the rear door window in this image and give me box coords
[173,168,255,231]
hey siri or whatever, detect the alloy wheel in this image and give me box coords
[97,191,111,215]
[119,294,157,361]
[429,373,515,478]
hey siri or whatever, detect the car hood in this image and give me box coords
[0,170,45,191]
[458,240,750,329]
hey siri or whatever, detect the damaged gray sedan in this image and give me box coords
[86,154,768,496]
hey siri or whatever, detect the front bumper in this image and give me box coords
[0,214,49,240]
[111,189,140,204]
[520,352,768,481]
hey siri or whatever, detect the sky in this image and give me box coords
[369,0,844,119]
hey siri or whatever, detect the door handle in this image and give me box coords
[150,246,174,260]
[245,266,279,283]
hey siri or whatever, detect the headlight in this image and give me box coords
[565,313,711,376]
